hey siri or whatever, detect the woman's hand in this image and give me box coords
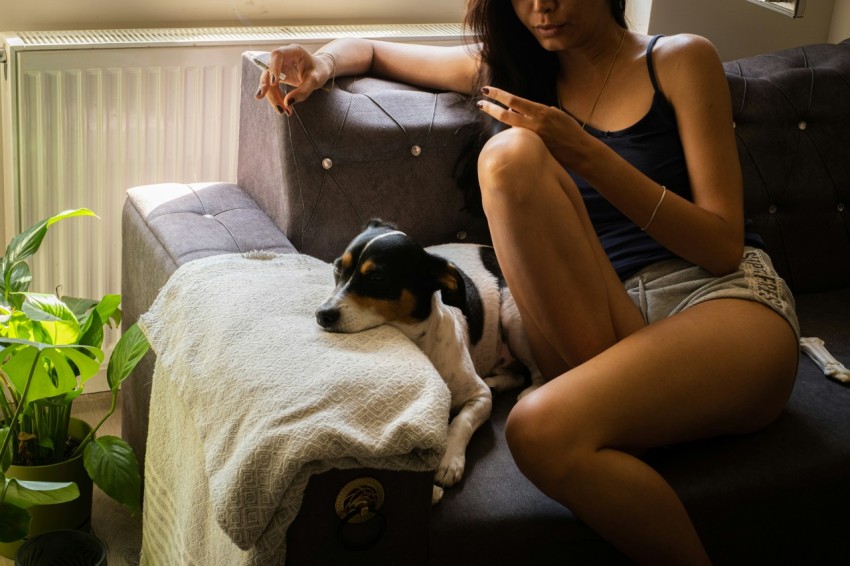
[477,86,589,169]
[254,44,334,116]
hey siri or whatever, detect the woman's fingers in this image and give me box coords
[255,69,271,99]
[477,99,526,128]
[480,86,538,116]
[477,86,550,129]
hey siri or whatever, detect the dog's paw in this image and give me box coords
[432,485,445,505]
[517,383,541,401]
[435,452,465,487]
[484,370,525,393]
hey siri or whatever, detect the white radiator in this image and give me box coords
[0,24,463,390]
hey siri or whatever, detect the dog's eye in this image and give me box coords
[333,258,343,274]
[365,269,385,281]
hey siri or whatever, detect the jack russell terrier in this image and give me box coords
[315,220,543,500]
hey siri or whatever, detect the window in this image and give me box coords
[747,0,807,18]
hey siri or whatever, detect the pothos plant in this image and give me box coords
[0,209,150,542]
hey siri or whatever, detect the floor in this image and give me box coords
[0,392,143,565]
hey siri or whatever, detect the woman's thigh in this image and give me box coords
[478,128,645,371]
[511,297,799,454]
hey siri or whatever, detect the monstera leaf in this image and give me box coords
[0,339,103,405]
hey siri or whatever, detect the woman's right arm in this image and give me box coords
[255,38,480,114]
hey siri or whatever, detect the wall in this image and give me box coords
[648,0,835,60]
[831,0,850,42]
[627,0,654,33]
[0,0,465,31]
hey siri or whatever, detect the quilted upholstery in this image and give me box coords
[237,62,489,263]
[126,182,295,264]
[725,40,850,293]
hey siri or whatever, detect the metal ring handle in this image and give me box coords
[337,507,387,550]
[334,477,387,550]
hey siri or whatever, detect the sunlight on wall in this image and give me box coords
[1,0,465,31]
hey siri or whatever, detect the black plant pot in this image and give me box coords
[14,529,107,566]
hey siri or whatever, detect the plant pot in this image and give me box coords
[14,529,107,566]
[0,418,94,559]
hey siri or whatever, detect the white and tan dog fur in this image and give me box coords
[316,220,543,501]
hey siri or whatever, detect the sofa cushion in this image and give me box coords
[428,288,850,564]
[725,42,850,294]
[125,182,296,264]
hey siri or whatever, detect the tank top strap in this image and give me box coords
[646,35,665,93]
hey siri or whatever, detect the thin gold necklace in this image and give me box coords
[558,29,628,130]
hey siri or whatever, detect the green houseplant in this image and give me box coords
[0,209,150,546]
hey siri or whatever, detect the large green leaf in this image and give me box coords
[21,294,81,345]
[5,263,31,303]
[2,476,79,509]
[77,309,104,351]
[61,296,100,321]
[76,295,121,346]
[106,323,150,392]
[0,502,30,543]
[1,209,96,299]
[84,435,140,514]
[2,311,36,342]
[0,340,103,404]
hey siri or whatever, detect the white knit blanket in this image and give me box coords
[137,252,449,565]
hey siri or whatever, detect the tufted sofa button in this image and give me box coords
[839,203,846,213]
[769,205,778,214]
[456,230,468,241]
[411,145,422,157]
[798,120,807,131]
[322,157,334,170]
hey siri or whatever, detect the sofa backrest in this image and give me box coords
[724,40,850,294]
[238,42,850,294]
[238,57,489,262]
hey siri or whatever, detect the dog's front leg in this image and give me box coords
[397,297,494,489]
[437,384,492,487]
[413,301,493,487]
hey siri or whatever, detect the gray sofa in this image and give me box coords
[122,40,850,564]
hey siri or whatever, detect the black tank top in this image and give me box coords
[567,35,761,279]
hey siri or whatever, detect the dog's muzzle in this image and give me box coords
[316,305,341,329]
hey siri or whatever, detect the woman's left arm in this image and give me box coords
[650,34,746,274]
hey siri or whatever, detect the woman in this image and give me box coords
[256,1,800,563]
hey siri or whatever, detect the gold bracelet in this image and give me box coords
[641,186,667,231]
[315,51,336,91]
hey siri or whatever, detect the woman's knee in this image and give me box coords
[505,389,589,491]
[477,128,550,207]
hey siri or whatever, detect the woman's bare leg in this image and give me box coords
[477,127,799,564]
[478,127,645,373]
[506,300,797,564]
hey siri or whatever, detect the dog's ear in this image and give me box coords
[434,259,466,310]
[365,218,398,230]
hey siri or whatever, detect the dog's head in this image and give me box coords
[316,220,463,333]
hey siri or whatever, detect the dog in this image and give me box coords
[315,220,543,500]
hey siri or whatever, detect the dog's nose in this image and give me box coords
[316,306,340,328]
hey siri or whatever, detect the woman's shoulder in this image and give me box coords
[652,33,723,70]
[648,34,726,98]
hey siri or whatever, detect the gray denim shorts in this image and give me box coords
[623,247,800,341]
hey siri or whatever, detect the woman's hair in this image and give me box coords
[455,0,628,216]
[465,0,627,102]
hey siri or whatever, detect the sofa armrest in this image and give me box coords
[121,181,296,472]
[236,52,489,262]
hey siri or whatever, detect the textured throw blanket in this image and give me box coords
[138,252,449,565]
